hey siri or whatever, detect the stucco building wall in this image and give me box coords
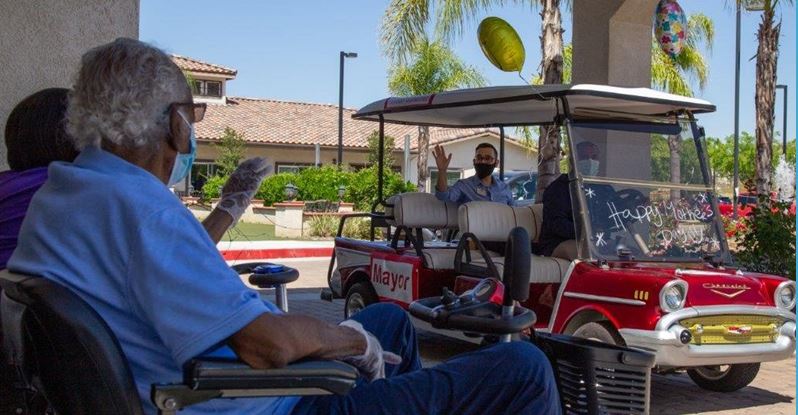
[406,134,537,189]
[0,0,140,169]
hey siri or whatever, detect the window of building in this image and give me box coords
[191,80,223,98]
[276,163,313,174]
[429,168,461,188]
[190,161,219,195]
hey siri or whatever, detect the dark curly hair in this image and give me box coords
[5,88,79,171]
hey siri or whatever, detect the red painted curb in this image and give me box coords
[220,248,333,260]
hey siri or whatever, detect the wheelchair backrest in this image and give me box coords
[458,202,543,243]
[385,192,459,230]
[0,270,144,415]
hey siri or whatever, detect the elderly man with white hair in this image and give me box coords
[8,38,560,415]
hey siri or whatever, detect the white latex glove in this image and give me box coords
[339,320,402,381]
[217,157,271,225]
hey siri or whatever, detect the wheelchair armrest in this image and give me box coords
[186,358,358,394]
[152,359,358,414]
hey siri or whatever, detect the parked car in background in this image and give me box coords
[504,171,538,206]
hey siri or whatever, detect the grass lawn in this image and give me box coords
[221,222,278,241]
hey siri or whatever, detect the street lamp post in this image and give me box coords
[776,84,788,156]
[338,51,357,167]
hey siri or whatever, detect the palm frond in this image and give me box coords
[651,45,694,96]
[436,0,502,44]
[381,0,431,63]
[674,46,709,90]
[686,13,714,52]
[387,39,487,96]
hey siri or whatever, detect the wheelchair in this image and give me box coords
[0,265,355,415]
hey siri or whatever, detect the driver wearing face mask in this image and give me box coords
[536,141,614,260]
[433,142,514,206]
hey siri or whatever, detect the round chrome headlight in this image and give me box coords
[660,280,688,313]
[774,281,796,310]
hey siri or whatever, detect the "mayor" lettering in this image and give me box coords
[371,262,409,292]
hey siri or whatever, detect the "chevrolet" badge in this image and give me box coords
[703,283,750,299]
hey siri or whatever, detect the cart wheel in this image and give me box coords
[344,282,378,319]
[572,321,624,345]
[687,363,760,392]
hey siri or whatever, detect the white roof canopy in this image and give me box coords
[353,84,715,128]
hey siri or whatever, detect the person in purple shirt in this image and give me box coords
[433,142,514,206]
[0,88,80,270]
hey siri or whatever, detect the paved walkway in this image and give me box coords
[243,257,796,415]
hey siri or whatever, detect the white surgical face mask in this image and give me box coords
[577,159,599,176]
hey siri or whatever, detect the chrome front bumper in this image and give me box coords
[619,305,796,368]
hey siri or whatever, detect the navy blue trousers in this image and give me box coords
[292,303,561,415]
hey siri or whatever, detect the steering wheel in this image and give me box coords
[613,189,649,210]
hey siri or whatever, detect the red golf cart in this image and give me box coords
[323,84,796,392]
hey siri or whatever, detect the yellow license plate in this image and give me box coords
[680,315,782,345]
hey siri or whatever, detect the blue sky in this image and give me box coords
[140,0,795,141]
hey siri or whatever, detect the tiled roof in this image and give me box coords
[171,54,237,77]
[196,97,521,151]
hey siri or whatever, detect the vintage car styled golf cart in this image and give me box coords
[324,84,796,392]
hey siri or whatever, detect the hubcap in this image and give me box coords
[694,365,731,380]
[346,293,366,318]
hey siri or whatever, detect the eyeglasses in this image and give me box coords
[170,102,207,123]
[474,155,496,163]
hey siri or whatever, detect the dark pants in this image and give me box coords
[293,303,561,415]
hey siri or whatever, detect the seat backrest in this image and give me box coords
[386,192,459,229]
[459,202,543,243]
[0,270,143,415]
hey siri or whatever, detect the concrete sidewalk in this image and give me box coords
[217,240,333,261]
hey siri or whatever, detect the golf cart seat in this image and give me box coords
[386,192,460,269]
[0,270,357,415]
[457,202,571,283]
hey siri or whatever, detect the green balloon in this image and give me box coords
[478,17,525,73]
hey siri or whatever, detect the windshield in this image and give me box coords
[567,120,730,263]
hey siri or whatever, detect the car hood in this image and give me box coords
[606,262,779,307]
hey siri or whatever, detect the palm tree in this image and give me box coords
[381,0,566,198]
[743,0,793,200]
[387,39,487,191]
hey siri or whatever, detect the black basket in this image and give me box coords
[535,333,655,415]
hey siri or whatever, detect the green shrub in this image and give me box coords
[734,196,796,279]
[307,215,338,238]
[294,166,350,202]
[201,175,227,200]
[345,166,416,211]
[213,165,415,210]
[256,173,297,206]
[341,217,386,240]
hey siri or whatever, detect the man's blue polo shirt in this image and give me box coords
[435,174,514,206]
[8,147,297,414]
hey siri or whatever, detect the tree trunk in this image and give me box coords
[754,7,779,203]
[535,0,564,202]
[417,125,429,192]
[668,134,681,201]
